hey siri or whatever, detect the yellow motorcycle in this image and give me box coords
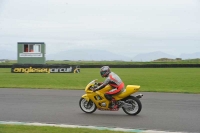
[79,79,143,115]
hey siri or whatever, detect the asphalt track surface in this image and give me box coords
[0,88,200,133]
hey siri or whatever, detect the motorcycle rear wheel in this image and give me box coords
[79,98,97,113]
[122,96,142,115]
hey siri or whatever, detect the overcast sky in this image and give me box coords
[0,0,200,58]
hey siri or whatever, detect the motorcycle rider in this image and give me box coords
[93,66,125,109]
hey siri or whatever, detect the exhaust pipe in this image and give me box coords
[136,94,143,99]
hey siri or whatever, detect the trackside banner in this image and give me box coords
[11,64,80,73]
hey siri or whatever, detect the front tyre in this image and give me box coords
[79,98,97,113]
[122,96,142,115]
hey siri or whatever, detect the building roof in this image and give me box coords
[18,42,45,44]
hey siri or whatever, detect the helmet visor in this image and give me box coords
[100,71,106,76]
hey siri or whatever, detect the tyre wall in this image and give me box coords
[0,64,200,69]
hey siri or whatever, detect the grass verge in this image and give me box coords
[0,125,135,133]
[0,68,200,93]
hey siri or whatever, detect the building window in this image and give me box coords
[24,45,28,52]
[34,44,41,53]
[23,44,41,53]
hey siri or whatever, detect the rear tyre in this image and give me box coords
[122,96,142,115]
[79,98,97,113]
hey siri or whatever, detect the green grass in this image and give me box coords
[0,125,134,133]
[0,68,200,93]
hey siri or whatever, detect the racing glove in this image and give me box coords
[92,87,97,92]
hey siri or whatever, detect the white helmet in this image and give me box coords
[100,66,111,77]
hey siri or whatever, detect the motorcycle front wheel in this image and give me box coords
[79,98,97,113]
[122,96,142,115]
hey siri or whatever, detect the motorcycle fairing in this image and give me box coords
[97,84,140,100]
[82,84,140,109]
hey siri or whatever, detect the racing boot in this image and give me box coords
[109,98,117,109]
